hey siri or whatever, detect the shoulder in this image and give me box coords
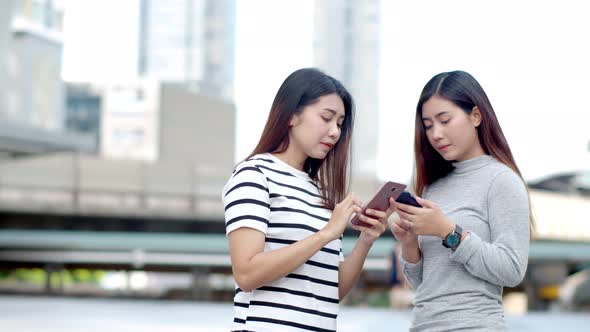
[486,162,528,202]
[223,155,271,195]
[487,160,525,189]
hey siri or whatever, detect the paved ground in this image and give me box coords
[1,295,589,331]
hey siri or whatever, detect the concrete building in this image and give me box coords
[138,0,236,101]
[65,83,103,150]
[101,80,235,168]
[0,0,94,157]
[313,0,381,196]
[4,0,65,130]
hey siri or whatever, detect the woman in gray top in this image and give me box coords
[392,70,534,331]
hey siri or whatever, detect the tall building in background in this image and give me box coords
[0,2,12,104]
[313,0,381,193]
[0,0,93,157]
[2,0,65,130]
[138,0,236,101]
[100,80,235,167]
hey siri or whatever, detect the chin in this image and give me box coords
[309,150,329,160]
[439,152,458,162]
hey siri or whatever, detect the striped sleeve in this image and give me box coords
[223,163,270,236]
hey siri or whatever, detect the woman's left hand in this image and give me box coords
[352,197,396,245]
[394,197,454,239]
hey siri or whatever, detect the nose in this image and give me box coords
[328,122,340,139]
[431,124,443,141]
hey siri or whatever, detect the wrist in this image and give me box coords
[317,229,335,243]
[440,219,455,239]
[357,232,376,247]
[401,237,419,249]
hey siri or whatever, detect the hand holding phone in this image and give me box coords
[396,191,422,207]
[351,181,406,228]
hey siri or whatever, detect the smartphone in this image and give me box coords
[396,191,422,207]
[351,181,406,227]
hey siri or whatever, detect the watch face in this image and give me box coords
[447,234,460,247]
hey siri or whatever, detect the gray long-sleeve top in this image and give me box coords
[401,155,530,331]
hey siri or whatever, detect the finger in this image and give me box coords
[353,222,379,236]
[415,196,435,208]
[374,219,386,233]
[385,198,396,214]
[347,206,362,222]
[400,218,414,231]
[390,223,407,238]
[352,196,363,207]
[396,202,422,215]
[350,192,362,204]
[365,208,387,219]
[396,209,413,222]
[358,214,380,227]
[344,192,355,204]
[391,222,409,236]
[395,218,412,232]
[393,202,410,213]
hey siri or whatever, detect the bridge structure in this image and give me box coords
[0,152,589,309]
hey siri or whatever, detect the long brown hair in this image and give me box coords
[413,70,535,233]
[247,68,354,209]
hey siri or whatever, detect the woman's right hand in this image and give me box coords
[321,193,362,241]
[390,214,418,246]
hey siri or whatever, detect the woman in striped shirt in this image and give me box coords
[223,68,394,332]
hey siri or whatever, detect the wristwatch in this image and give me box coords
[442,224,463,249]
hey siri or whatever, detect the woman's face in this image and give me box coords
[421,95,484,162]
[289,93,345,160]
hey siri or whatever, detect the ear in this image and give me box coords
[471,106,482,127]
[289,113,300,127]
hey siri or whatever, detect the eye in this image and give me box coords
[423,123,432,130]
[337,122,343,129]
[441,119,450,125]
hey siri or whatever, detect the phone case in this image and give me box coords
[351,181,406,227]
[396,191,422,207]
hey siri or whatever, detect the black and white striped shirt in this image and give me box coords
[223,153,343,332]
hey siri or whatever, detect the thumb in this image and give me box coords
[416,196,435,208]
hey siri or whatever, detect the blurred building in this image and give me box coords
[313,0,381,194]
[138,0,236,101]
[5,0,65,130]
[101,80,235,167]
[0,0,94,158]
[65,83,102,150]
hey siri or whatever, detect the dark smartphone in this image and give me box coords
[351,181,406,227]
[396,191,422,207]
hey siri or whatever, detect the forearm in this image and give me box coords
[451,232,529,287]
[338,239,373,300]
[399,241,423,289]
[234,231,333,291]
[401,241,420,263]
[452,172,531,287]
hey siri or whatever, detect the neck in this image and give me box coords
[457,144,486,162]
[273,146,307,171]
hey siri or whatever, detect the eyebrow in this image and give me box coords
[323,108,345,119]
[422,111,449,121]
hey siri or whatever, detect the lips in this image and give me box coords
[321,142,334,149]
[437,144,450,152]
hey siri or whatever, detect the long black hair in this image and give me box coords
[248,68,355,209]
[414,70,535,233]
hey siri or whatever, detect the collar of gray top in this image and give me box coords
[452,154,495,174]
